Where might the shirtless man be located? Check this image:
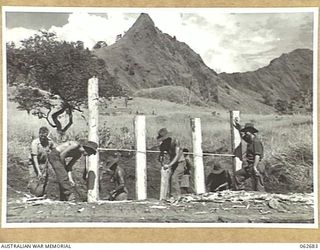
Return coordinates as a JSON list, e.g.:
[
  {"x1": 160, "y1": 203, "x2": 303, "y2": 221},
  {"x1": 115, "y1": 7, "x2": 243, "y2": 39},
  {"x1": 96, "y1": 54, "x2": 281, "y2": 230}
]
[
  {"x1": 48, "y1": 140, "x2": 98, "y2": 201},
  {"x1": 106, "y1": 156, "x2": 128, "y2": 201}
]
